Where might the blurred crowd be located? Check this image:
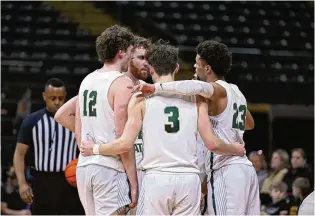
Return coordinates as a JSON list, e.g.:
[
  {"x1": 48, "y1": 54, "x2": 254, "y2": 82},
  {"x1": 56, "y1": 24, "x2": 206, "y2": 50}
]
[{"x1": 249, "y1": 148, "x2": 314, "y2": 215}]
